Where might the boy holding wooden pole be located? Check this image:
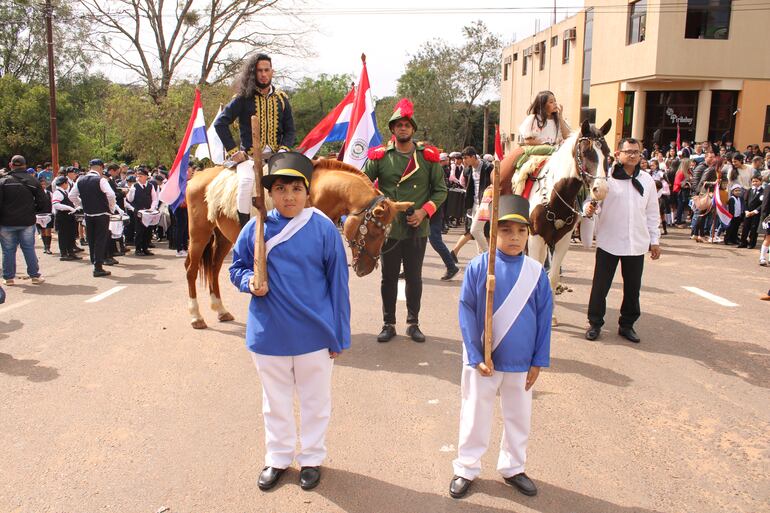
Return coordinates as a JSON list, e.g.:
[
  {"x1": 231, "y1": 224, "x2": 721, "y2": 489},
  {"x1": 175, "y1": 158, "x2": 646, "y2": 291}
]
[{"x1": 449, "y1": 192, "x2": 553, "y2": 499}]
